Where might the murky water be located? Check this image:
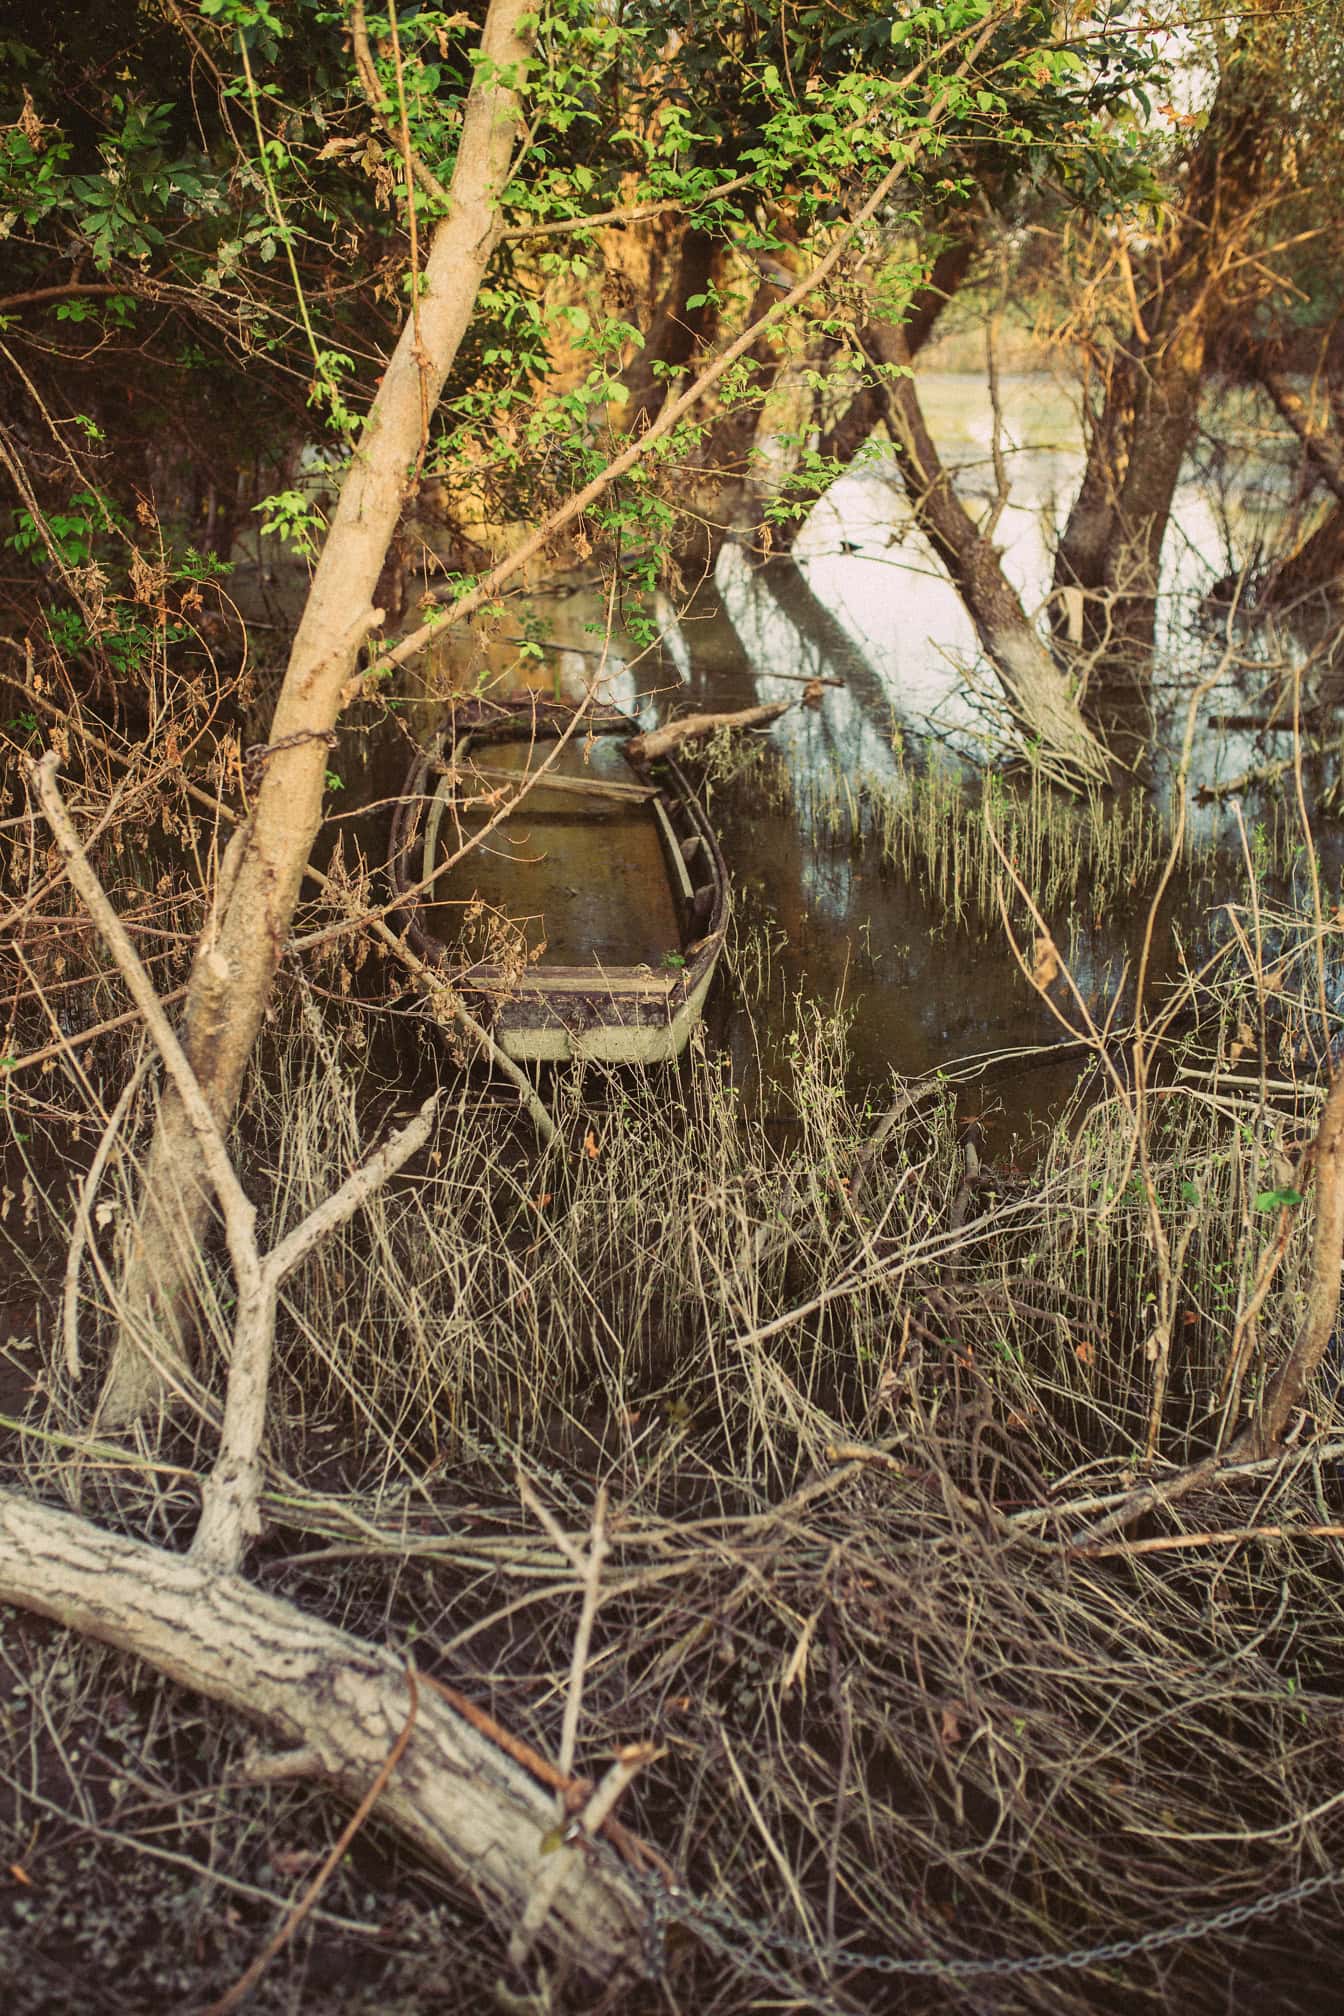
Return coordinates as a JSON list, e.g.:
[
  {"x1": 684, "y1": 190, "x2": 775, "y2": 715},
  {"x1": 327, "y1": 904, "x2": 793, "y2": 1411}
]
[
  {"x1": 423, "y1": 733, "x2": 682, "y2": 967},
  {"x1": 373, "y1": 372, "x2": 1331, "y2": 1136}
]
